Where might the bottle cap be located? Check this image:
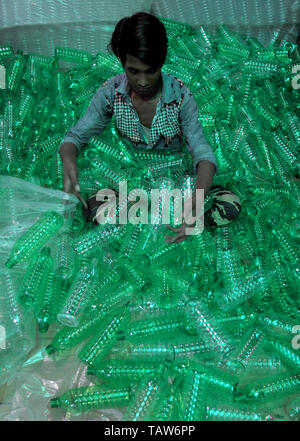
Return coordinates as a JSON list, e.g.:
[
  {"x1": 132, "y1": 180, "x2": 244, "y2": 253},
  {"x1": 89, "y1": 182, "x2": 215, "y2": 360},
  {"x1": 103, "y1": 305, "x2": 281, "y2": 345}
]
[
  {"x1": 41, "y1": 247, "x2": 51, "y2": 256},
  {"x1": 50, "y1": 398, "x2": 60, "y2": 408},
  {"x1": 57, "y1": 313, "x2": 78, "y2": 327},
  {"x1": 38, "y1": 322, "x2": 49, "y2": 333},
  {"x1": 86, "y1": 367, "x2": 95, "y2": 376},
  {"x1": 19, "y1": 294, "x2": 35, "y2": 307},
  {"x1": 141, "y1": 281, "x2": 152, "y2": 292},
  {"x1": 5, "y1": 256, "x2": 17, "y2": 269},
  {"x1": 45, "y1": 344, "x2": 56, "y2": 355}
]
